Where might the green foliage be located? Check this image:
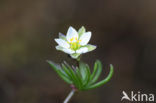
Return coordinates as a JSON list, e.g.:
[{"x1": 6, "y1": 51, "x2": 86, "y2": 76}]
[{"x1": 47, "y1": 60, "x2": 114, "y2": 91}]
